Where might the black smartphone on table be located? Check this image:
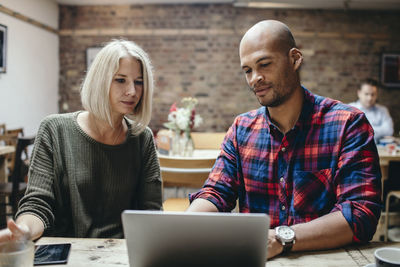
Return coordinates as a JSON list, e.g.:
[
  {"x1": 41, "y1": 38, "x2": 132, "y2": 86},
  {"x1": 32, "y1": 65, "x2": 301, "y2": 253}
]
[{"x1": 34, "y1": 243, "x2": 71, "y2": 265}]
